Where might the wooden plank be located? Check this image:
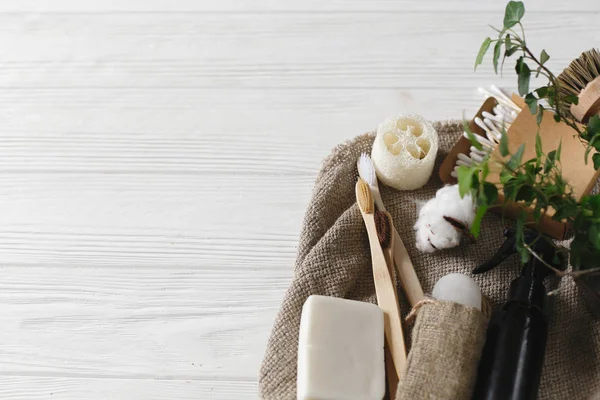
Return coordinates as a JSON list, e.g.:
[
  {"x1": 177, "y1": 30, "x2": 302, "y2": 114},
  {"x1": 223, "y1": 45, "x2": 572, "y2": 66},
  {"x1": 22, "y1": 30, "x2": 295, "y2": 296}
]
[
  {"x1": 0, "y1": 266, "x2": 290, "y2": 378},
  {"x1": 0, "y1": 87, "x2": 500, "y2": 137},
  {"x1": 0, "y1": 0, "x2": 594, "y2": 12},
  {"x1": 0, "y1": 376, "x2": 256, "y2": 400},
  {"x1": 0, "y1": 13, "x2": 592, "y2": 90},
  {"x1": 0, "y1": 1, "x2": 596, "y2": 399},
  {"x1": 0, "y1": 172, "x2": 310, "y2": 268}
]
